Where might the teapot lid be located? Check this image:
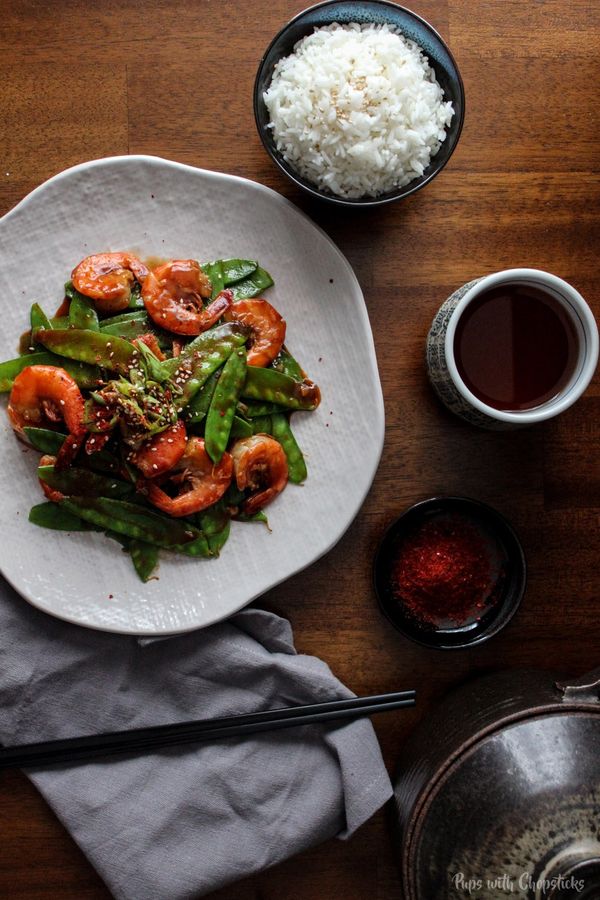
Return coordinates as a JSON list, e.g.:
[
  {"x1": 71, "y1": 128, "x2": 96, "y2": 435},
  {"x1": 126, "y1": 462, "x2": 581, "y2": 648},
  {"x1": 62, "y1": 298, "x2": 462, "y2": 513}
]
[
  {"x1": 394, "y1": 668, "x2": 600, "y2": 899},
  {"x1": 412, "y1": 712, "x2": 600, "y2": 899}
]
